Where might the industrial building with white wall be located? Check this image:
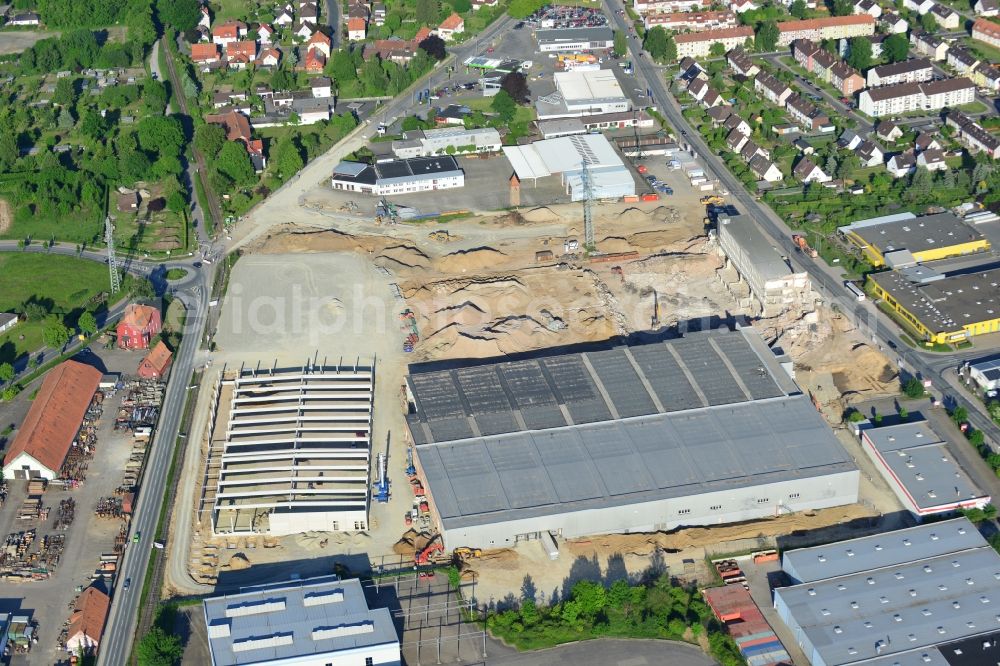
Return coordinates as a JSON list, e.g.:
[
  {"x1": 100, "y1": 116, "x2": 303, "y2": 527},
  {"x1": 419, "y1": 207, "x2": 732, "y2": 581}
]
[
  {"x1": 203, "y1": 575, "x2": 400, "y2": 666},
  {"x1": 774, "y1": 518, "x2": 1000, "y2": 666},
  {"x1": 854, "y1": 418, "x2": 990, "y2": 518},
  {"x1": 503, "y1": 133, "x2": 637, "y2": 201},
  {"x1": 202, "y1": 364, "x2": 375, "y2": 537},
  {"x1": 405, "y1": 326, "x2": 859, "y2": 548},
  {"x1": 535, "y1": 69, "x2": 631, "y2": 120},
  {"x1": 717, "y1": 215, "x2": 812, "y2": 317}
]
